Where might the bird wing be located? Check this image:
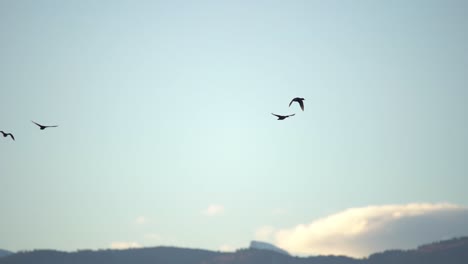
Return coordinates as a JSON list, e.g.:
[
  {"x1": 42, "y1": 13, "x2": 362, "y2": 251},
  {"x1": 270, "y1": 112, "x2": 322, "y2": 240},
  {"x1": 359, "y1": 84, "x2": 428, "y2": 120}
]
[
  {"x1": 9, "y1": 134, "x2": 15, "y2": 141},
  {"x1": 288, "y1": 114, "x2": 296, "y2": 117},
  {"x1": 299, "y1": 100, "x2": 304, "y2": 111},
  {"x1": 31, "y1": 121, "x2": 42, "y2": 127},
  {"x1": 45, "y1": 125, "x2": 58, "y2": 128},
  {"x1": 289, "y1": 99, "x2": 295, "y2": 107},
  {"x1": 271, "y1": 113, "x2": 281, "y2": 117}
]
